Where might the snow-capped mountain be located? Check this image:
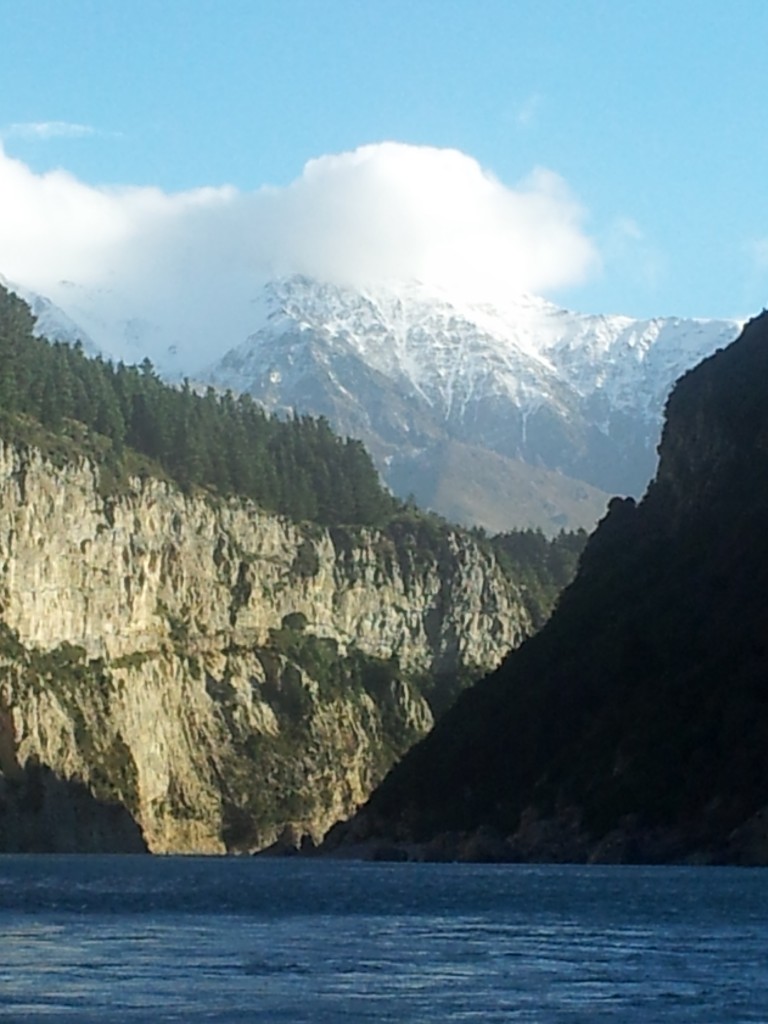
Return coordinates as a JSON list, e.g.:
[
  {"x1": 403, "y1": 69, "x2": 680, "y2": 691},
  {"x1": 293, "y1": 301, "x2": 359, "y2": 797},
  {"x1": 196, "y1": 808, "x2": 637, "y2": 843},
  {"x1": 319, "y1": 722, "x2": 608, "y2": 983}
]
[
  {"x1": 0, "y1": 274, "x2": 104, "y2": 357},
  {"x1": 5, "y1": 272, "x2": 741, "y2": 533},
  {"x1": 205, "y1": 276, "x2": 740, "y2": 530}
]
